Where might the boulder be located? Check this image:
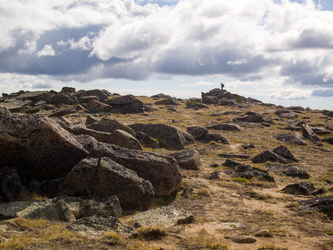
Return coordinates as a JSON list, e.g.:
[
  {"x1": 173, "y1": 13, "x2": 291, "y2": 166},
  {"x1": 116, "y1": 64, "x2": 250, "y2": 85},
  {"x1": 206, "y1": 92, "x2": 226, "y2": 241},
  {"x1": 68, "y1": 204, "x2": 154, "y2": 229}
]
[
  {"x1": 274, "y1": 133, "x2": 307, "y2": 145},
  {"x1": 206, "y1": 123, "x2": 241, "y2": 131},
  {"x1": 222, "y1": 159, "x2": 242, "y2": 168},
  {"x1": 67, "y1": 213, "x2": 135, "y2": 238},
  {"x1": 129, "y1": 123, "x2": 194, "y2": 150},
  {"x1": 61, "y1": 86, "x2": 76, "y2": 94},
  {"x1": 104, "y1": 95, "x2": 144, "y2": 114},
  {"x1": 59, "y1": 157, "x2": 154, "y2": 210},
  {"x1": 16, "y1": 91, "x2": 52, "y2": 104},
  {"x1": 187, "y1": 126, "x2": 228, "y2": 143},
  {"x1": 79, "y1": 96, "x2": 99, "y2": 103},
  {"x1": 279, "y1": 112, "x2": 298, "y2": 119},
  {"x1": 75, "y1": 89, "x2": 109, "y2": 102},
  {"x1": 0, "y1": 114, "x2": 89, "y2": 180},
  {"x1": 186, "y1": 103, "x2": 209, "y2": 109},
  {"x1": 87, "y1": 117, "x2": 135, "y2": 136},
  {"x1": 322, "y1": 137, "x2": 333, "y2": 145},
  {"x1": 154, "y1": 97, "x2": 180, "y2": 105},
  {"x1": 169, "y1": 150, "x2": 202, "y2": 170},
  {"x1": 49, "y1": 106, "x2": 78, "y2": 117},
  {"x1": 87, "y1": 100, "x2": 113, "y2": 113},
  {"x1": 252, "y1": 145, "x2": 297, "y2": 164},
  {"x1": 85, "y1": 115, "x2": 101, "y2": 126},
  {"x1": 233, "y1": 114, "x2": 274, "y2": 126},
  {"x1": 266, "y1": 164, "x2": 310, "y2": 179},
  {"x1": 18, "y1": 199, "x2": 76, "y2": 222},
  {"x1": 301, "y1": 124, "x2": 323, "y2": 146},
  {"x1": 0, "y1": 99, "x2": 32, "y2": 112},
  {"x1": 75, "y1": 135, "x2": 182, "y2": 196},
  {"x1": 281, "y1": 182, "x2": 316, "y2": 195},
  {"x1": 50, "y1": 93, "x2": 78, "y2": 106},
  {"x1": 110, "y1": 129, "x2": 143, "y2": 150},
  {"x1": 136, "y1": 131, "x2": 159, "y2": 148},
  {"x1": 273, "y1": 145, "x2": 298, "y2": 163},
  {"x1": 70, "y1": 122, "x2": 114, "y2": 144},
  {"x1": 282, "y1": 165, "x2": 310, "y2": 179},
  {"x1": 298, "y1": 196, "x2": 333, "y2": 219},
  {"x1": 127, "y1": 206, "x2": 194, "y2": 228},
  {"x1": 0, "y1": 167, "x2": 33, "y2": 201},
  {"x1": 234, "y1": 165, "x2": 275, "y2": 182}
]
